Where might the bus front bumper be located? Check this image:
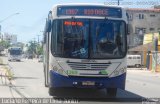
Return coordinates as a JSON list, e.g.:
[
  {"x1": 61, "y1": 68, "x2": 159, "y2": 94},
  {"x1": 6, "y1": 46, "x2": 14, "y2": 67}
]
[{"x1": 50, "y1": 70, "x2": 126, "y2": 89}]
